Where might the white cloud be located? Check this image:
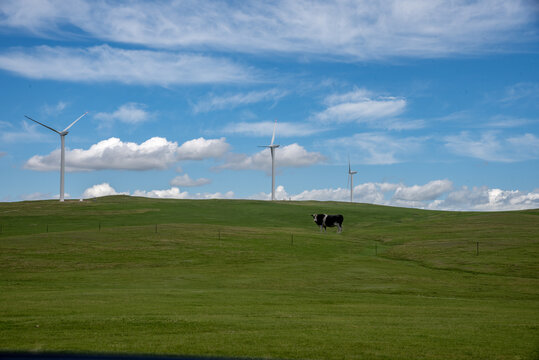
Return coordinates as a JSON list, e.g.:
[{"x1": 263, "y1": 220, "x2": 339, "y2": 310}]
[
  {"x1": 133, "y1": 187, "x2": 188, "y2": 199},
  {"x1": 393, "y1": 180, "x2": 453, "y2": 201},
  {"x1": 315, "y1": 89, "x2": 406, "y2": 124},
  {"x1": 218, "y1": 143, "x2": 326, "y2": 173},
  {"x1": 445, "y1": 131, "x2": 539, "y2": 162},
  {"x1": 43, "y1": 101, "x2": 67, "y2": 116},
  {"x1": 133, "y1": 187, "x2": 234, "y2": 200},
  {"x1": 326, "y1": 132, "x2": 427, "y2": 165},
  {"x1": 0, "y1": 45, "x2": 255, "y2": 85},
  {"x1": 430, "y1": 186, "x2": 539, "y2": 211},
  {"x1": 25, "y1": 136, "x2": 230, "y2": 172},
  {"x1": 94, "y1": 103, "x2": 151, "y2": 124},
  {"x1": 170, "y1": 174, "x2": 211, "y2": 188},
  {"x1": 222, "y1": 121, "x2": 327, "y2": 138},
  {"x1": 81, "y1": 183, "x2": 234, "y2": 200},
  {"x1": 502, "y1": 82, "x2": 539, "y2": 104},
  {"x1": 82, "y1": 183, "x2": 128, "y2": 198},
  {"x1": 1, "y1": 0, "x2": 535, "y2": 59},
  {"x1": 193, "y1": 89, "x2": 287, "y2": 113},
  {"x1": 249, "y1": 181, "x2": 539, "y2": 211},
  {"x1": 20, "y1": 192, "x2": 52, "y2": 201},
  {"x1": 79, "y1": 180, "x2": 538, "y2": 211},
  {"x1": 0, "y1": 120, "x2": 52, "y2": 143},
  {"x1": 177, "y1": 137, "x2": 230, "y2": 161}
]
